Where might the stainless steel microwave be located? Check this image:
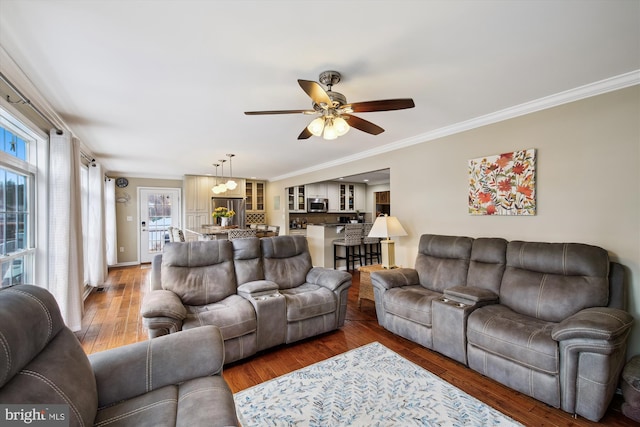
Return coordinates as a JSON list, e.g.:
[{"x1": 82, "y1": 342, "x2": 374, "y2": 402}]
[{"x1": 307, "y1": 198, "x2": 329, "y2": 213}]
